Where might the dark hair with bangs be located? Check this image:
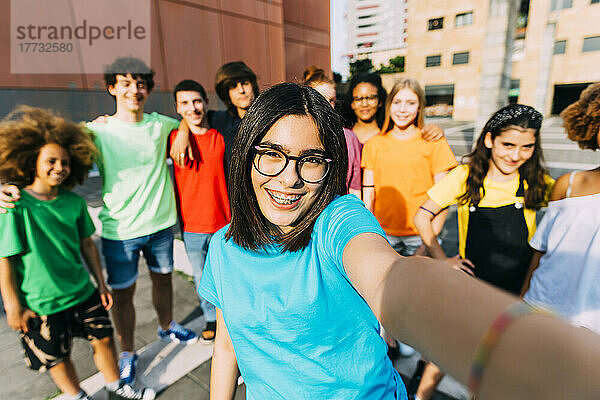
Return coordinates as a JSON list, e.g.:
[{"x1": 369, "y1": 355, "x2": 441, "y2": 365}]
[
  {"x1": 340, "y1": 73, "x2": 387, "y2": 129},
  {"x1": 560, "y1": 83, "x2": 600, "y2": 151},
  {"x1": 459, "y1": 104, "x2": 550, "y2": 209},
  {"x1": 225, "y1": 83, "x2": 348, "y2": 252},
  {"x1": 0, "y1": 106, "x2": 97, "y2": 189},
  {"x1": 103, "y1": 57, "x2": 155, "y2": 92},
  {"x1": 214, "y1": 61, "x2": 259, "y2": 116},
  {"x1": 173, "y1": 79, "x2": 207, "y2": 102}
]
